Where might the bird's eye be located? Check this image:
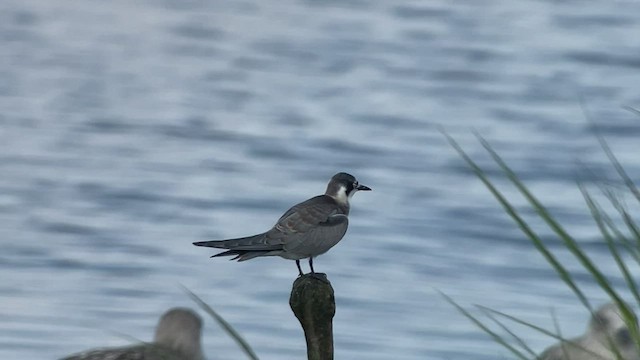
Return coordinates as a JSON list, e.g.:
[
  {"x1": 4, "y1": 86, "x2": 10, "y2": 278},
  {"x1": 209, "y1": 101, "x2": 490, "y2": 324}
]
[
  {"x1": 592, "y1": 313, "x2": 610, "y2": 331},
  {"x1": 616, "y1": 328, "x2": 632, "y2": 347},
  {"x1": 353, "y1": 181, "x2": 358, "y2": 188}
]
